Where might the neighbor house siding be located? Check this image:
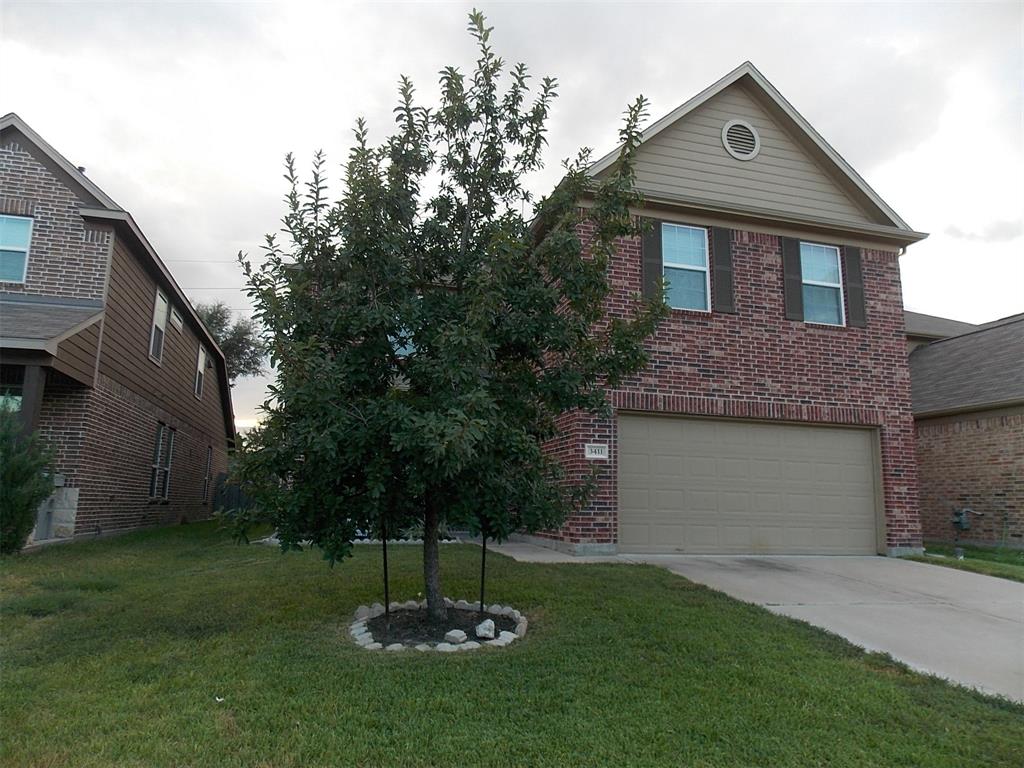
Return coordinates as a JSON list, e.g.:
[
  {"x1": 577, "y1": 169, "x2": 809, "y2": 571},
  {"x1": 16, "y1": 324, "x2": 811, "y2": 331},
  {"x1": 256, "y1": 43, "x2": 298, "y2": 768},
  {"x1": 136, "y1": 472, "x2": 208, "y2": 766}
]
[
  {"x1": 916, "y1": 408, "x2": 1024, "y2": 548},
  {"x1": 53, "y1": 322, "x2": 101, "y2": 385},
  {"x1": 544, "y1": 220, "x2": 920, "y2": 553},
  {"x1": 624, "y1": 83, "x2": 879, "y2": 227}
]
